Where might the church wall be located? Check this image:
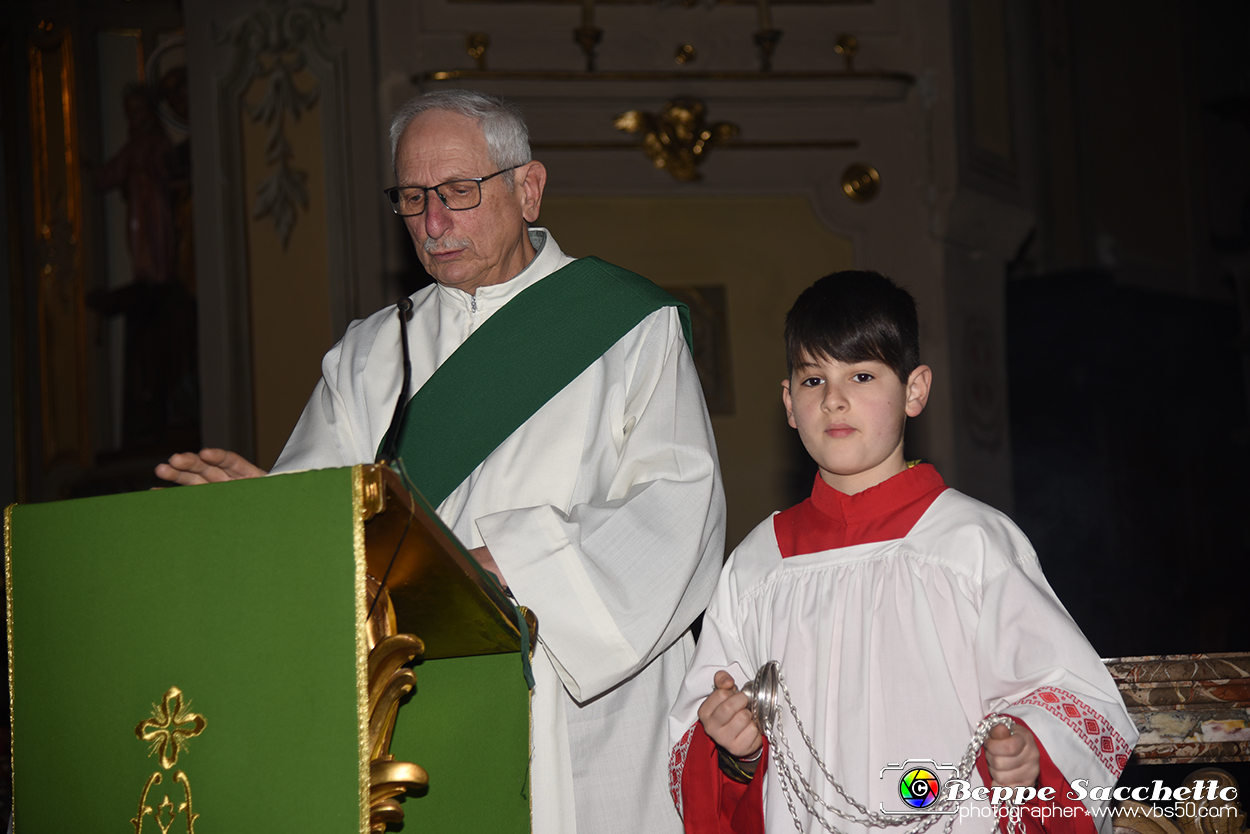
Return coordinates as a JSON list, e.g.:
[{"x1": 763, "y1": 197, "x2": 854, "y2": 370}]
[
  {"x1": 238, "y1": 67, "x2": 336, "y2": 467},
  {"x1": 540, "y1": 194, "x2": 854, "y2": 550},
  {"x1": 184, "y1": 0, "x2": 387, "y2": 468},
  {"x1": 4, "y1": 0, "x2": 1035, "y2": 512},
  {"x1": 370, "y1": 0, "x2": 1034, "y2": 530},
  {"x1": 3, "y1": 0, "x2": 1243, "y2": 656}
]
